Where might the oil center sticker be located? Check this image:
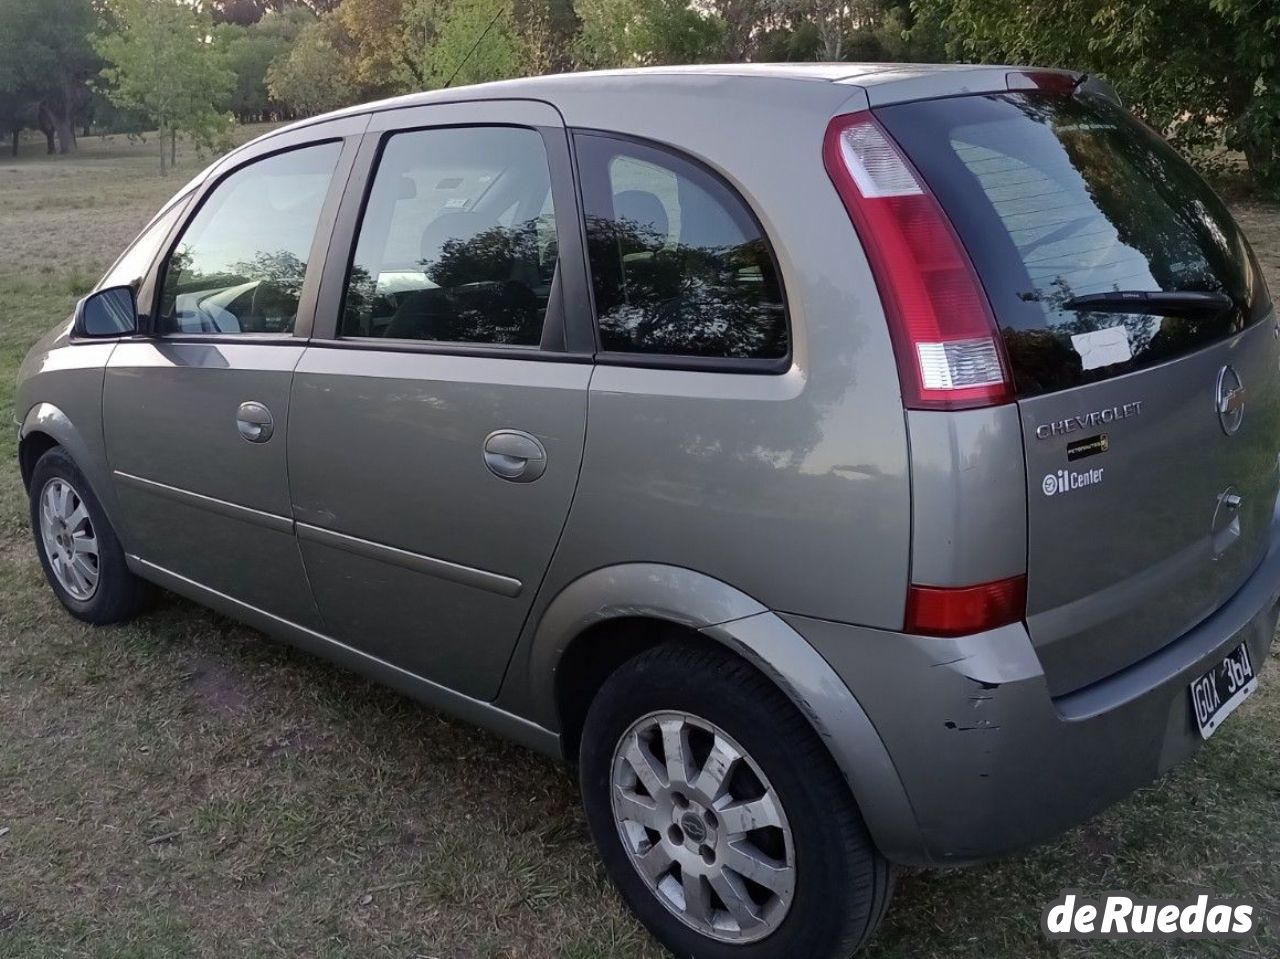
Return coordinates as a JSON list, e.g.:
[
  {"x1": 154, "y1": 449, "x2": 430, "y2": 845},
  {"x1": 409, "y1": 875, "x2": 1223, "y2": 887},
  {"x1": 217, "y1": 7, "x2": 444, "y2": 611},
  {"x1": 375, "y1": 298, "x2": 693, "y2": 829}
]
[{"x1": 1043, "y1": 467, "x2": 1104, "y2": 496}]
